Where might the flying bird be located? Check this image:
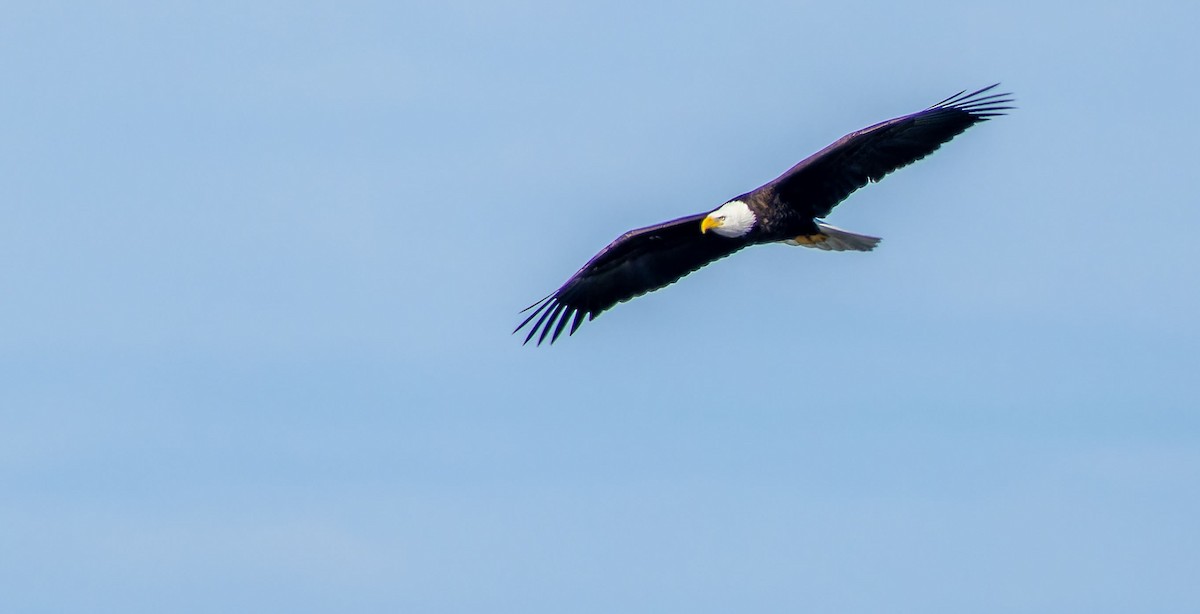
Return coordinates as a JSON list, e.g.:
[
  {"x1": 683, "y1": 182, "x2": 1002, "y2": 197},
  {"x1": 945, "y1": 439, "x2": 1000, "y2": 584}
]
[{"x1": 516, "y1": 85, "x2": 1013, "y2": 345}]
